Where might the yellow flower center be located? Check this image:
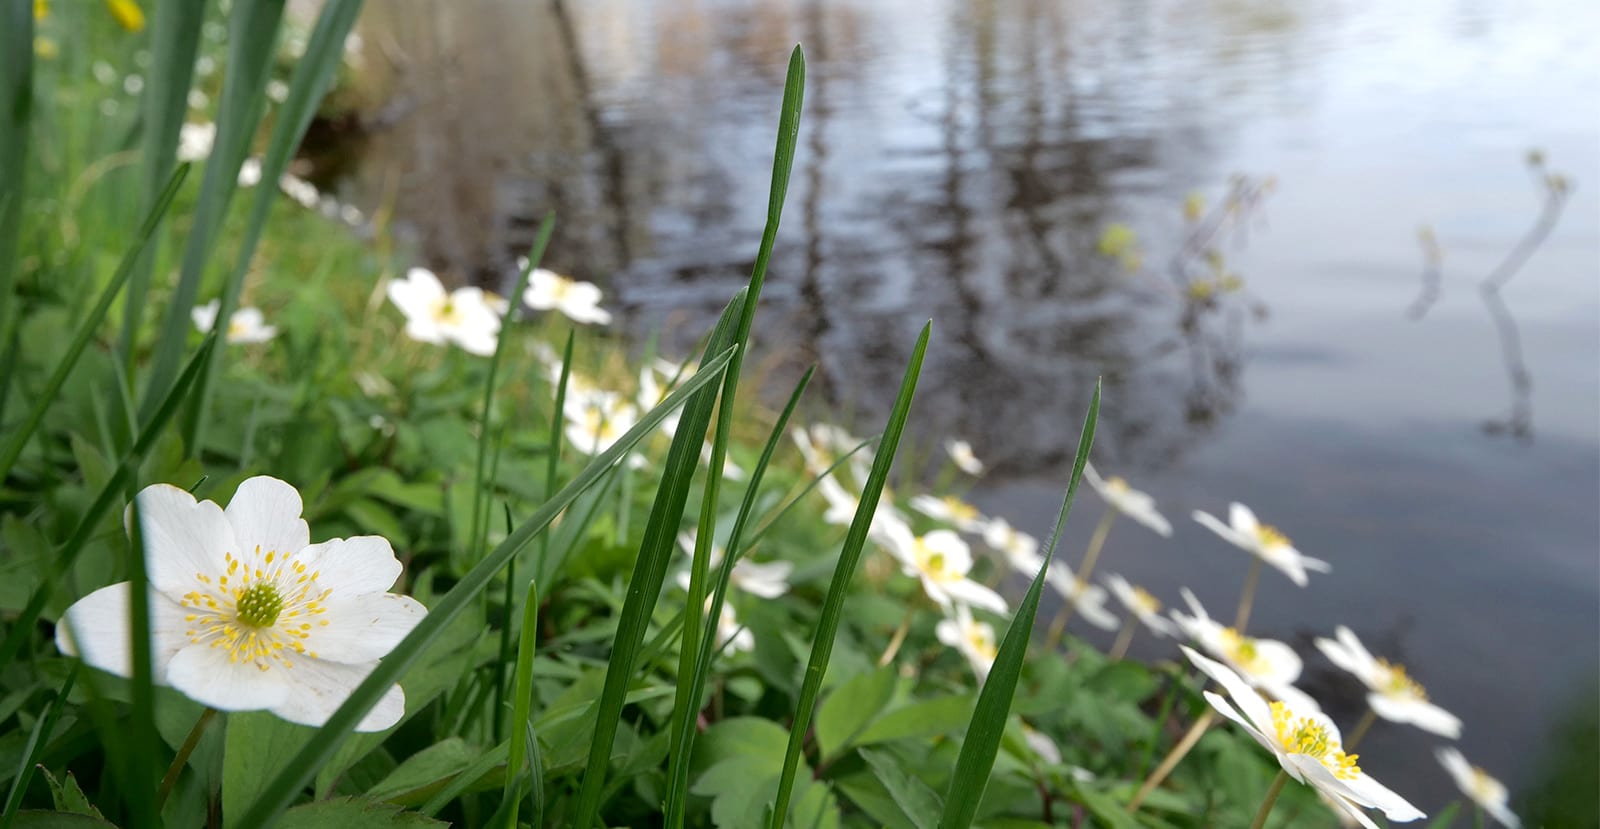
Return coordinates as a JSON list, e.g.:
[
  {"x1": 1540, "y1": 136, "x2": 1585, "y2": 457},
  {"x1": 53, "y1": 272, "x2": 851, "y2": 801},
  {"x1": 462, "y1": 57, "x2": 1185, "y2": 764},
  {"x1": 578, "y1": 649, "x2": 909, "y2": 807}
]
[
  {"x1": 942, "y1": 496, "x2": 978, "y2": 522},
  {"x1": 1469, "y1": 767, "x2": 1498, "y2": 801},
  {"x1": 1376, "y1": 658, "x2": 1427, "y2": 700},
  {"x1": 226, "y1": 318, "x2": 249, "y2": 339},
  {"x1": 1131, "y1": 587, "x2": 1160, "y2": 615},
  {"x1": 967, "y1": 629, "x2": 997, "y2": 660},
  {"x1": 433, "y1": 298, "x2": 464, "y2": 327},
  {"x1": 549, "y1": 276, "x2": 573, "y2": 300},
  {"x1": 1106, "y1": 476, "x2": 1130, "y2": 494},
  {"x1": 1256, "y1": 524, "x2": 1290, "y2": 548},
  {"x1": 1269, "y1": 702, "x2": 1361, "y2": 780},
  {"x1": 179, "y1": 548, "x2": 331, "y2": 671},
  {"x1": 1219, "y1": 628, "x2": 1268, "y2": 675}
]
